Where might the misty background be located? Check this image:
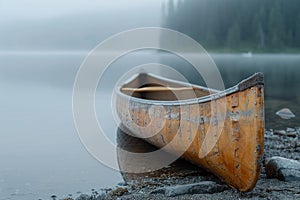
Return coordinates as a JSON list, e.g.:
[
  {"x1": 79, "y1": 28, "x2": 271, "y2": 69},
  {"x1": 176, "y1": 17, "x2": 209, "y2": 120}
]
[
  {"x1": 2, "y1": 0, "x2": 300, "y2": 52},
  {"x1": 0, "y1": 0, "x2": 299, "y2": 200},
  {"x1": 0, "y1": 0, "x2": 163, "y2": 51},
  {"x1": 162, "y1": 0, "x2": 300, "y2": 52}
]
